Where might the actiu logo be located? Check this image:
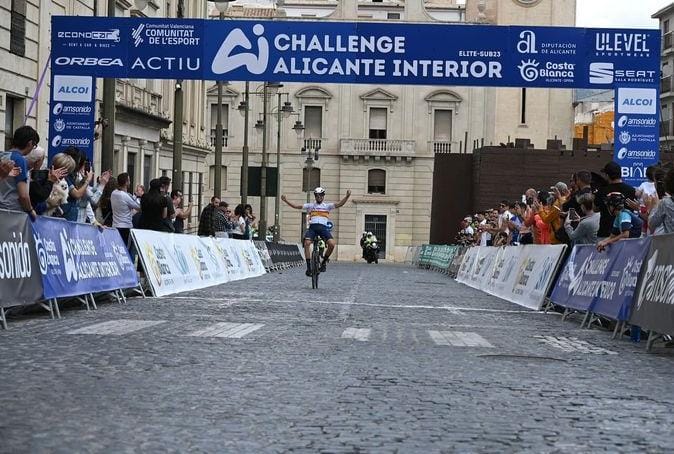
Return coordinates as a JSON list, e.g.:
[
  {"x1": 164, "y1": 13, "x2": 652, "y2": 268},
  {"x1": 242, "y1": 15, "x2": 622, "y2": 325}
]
[
  {"x1": 518, "y1": 59, "x2": 539, "y2": 82},
  {"x1": 211, "y1": 24, "x2": 269, "y2": 75}
]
